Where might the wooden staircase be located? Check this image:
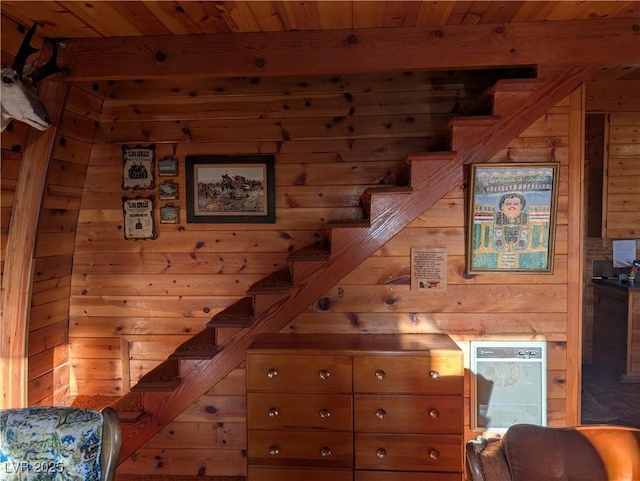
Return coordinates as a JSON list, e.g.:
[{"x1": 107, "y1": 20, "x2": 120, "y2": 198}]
[{"x1": 110, "y1": 65, "x2": 597, "y2": 464}]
